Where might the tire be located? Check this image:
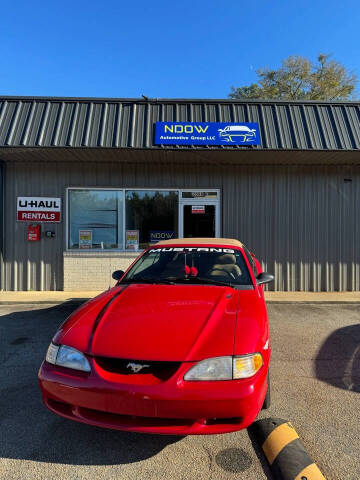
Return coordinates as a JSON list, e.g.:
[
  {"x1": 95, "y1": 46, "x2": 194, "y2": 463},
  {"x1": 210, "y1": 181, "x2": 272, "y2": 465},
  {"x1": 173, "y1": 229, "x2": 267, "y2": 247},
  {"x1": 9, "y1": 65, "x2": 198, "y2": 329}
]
[{"x1": 262, "y1": 370, "x2": 271, "y2": 409}]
